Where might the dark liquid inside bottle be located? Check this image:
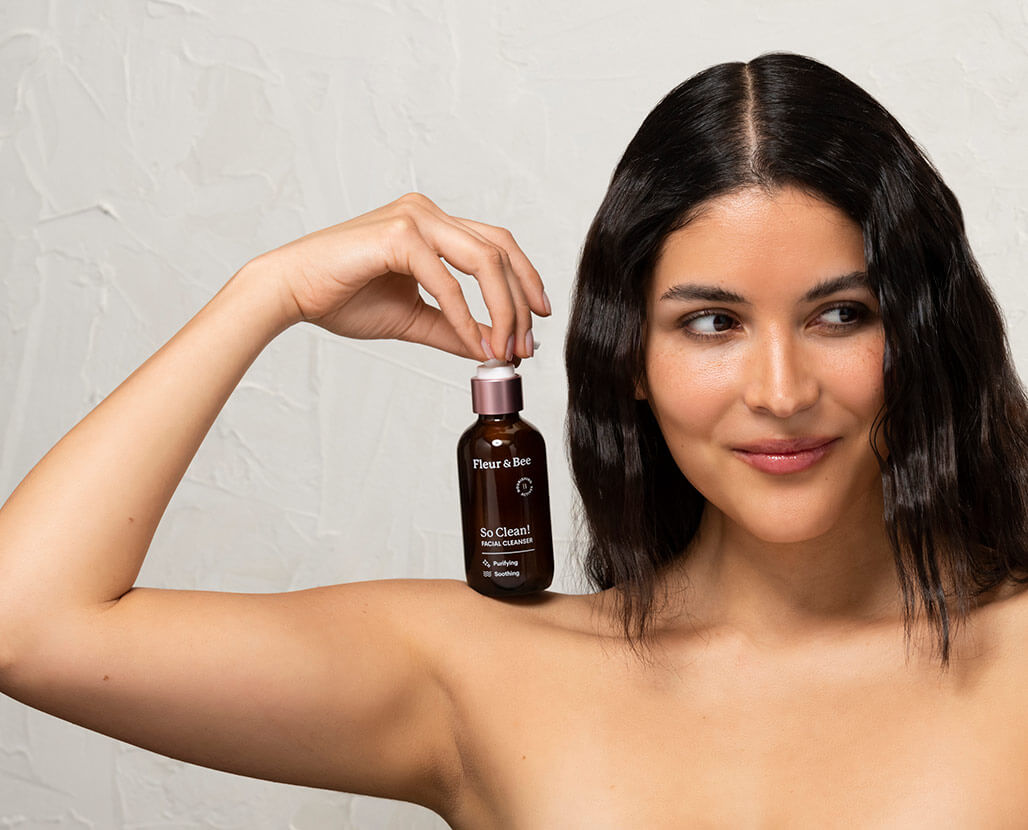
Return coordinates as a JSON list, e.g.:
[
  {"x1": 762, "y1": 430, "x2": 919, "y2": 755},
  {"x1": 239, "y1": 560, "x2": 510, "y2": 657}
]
[{"x1": 457, "y1": 413, "x2": 554, "y2": 596}]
